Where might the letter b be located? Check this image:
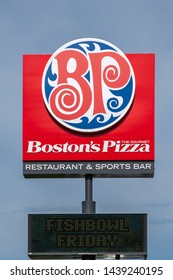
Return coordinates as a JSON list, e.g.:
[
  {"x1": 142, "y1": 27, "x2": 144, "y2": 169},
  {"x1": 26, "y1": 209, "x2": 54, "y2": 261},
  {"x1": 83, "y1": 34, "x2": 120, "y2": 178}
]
[{"x1": 27, "y1": 141, "x2": 41, "y2": 153}]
